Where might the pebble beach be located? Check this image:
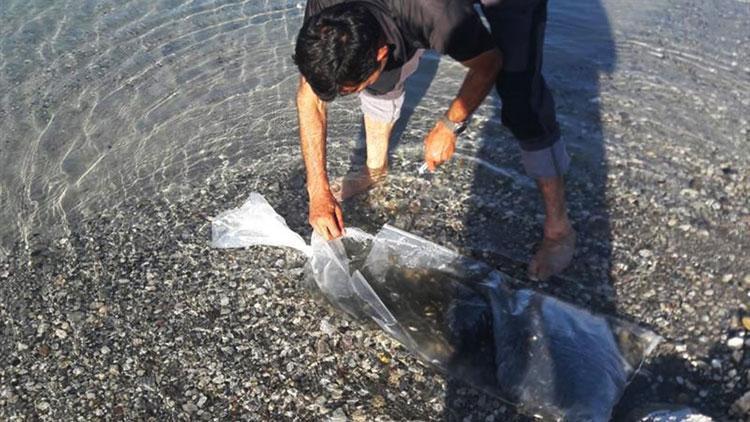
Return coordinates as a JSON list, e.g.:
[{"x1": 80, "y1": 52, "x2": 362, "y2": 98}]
[{"x1": 1, "y1": 0, "x2": 749, "y2": 420}]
